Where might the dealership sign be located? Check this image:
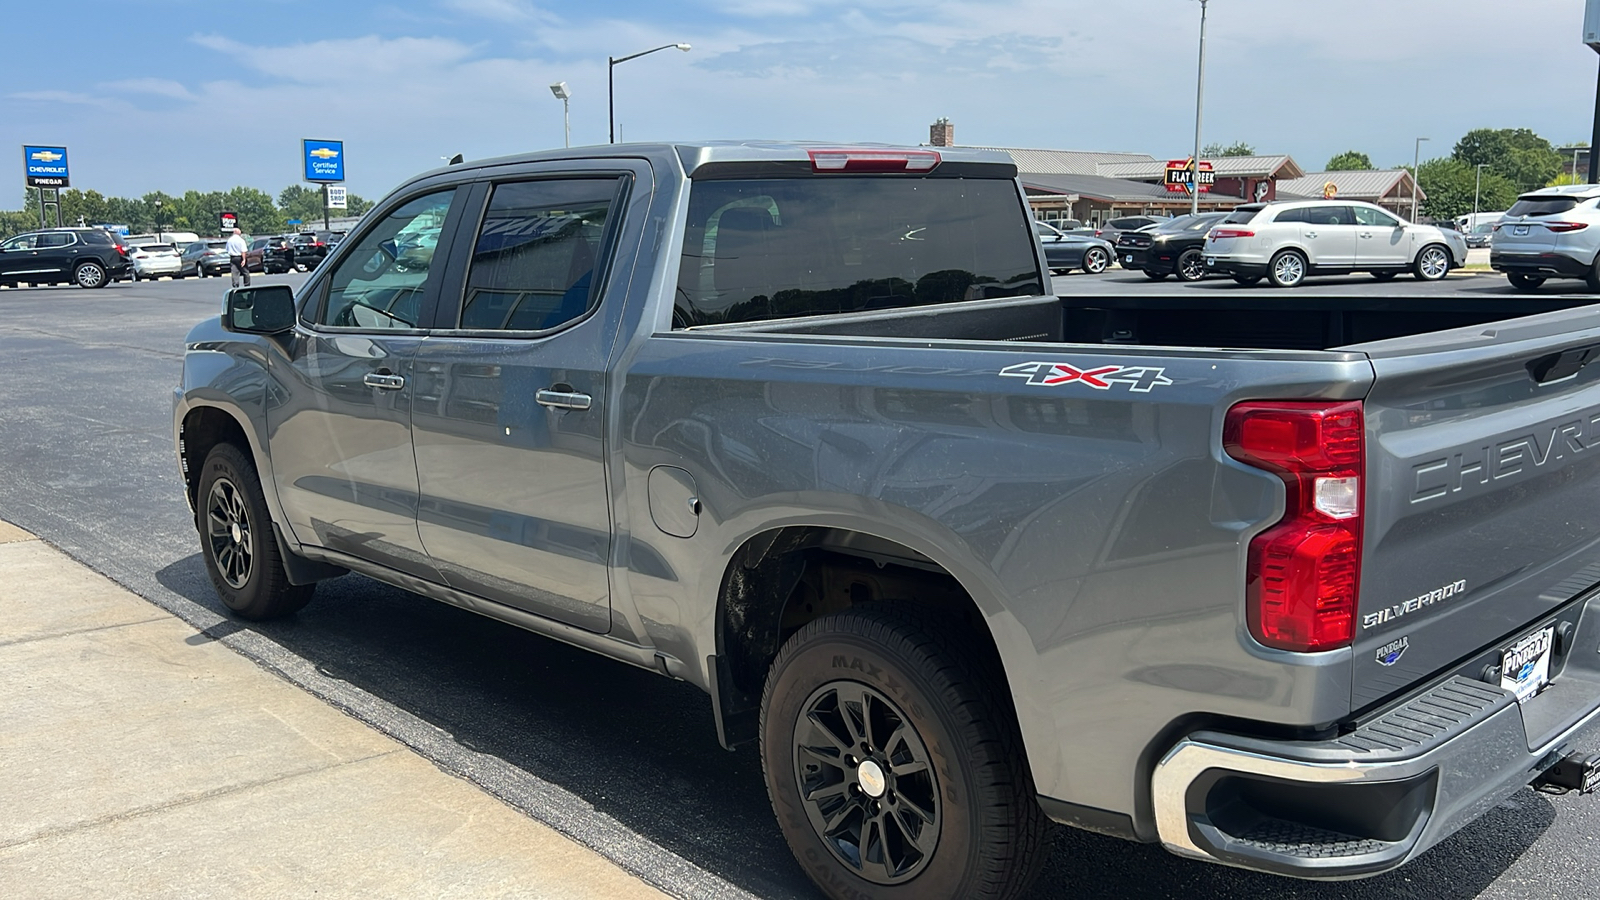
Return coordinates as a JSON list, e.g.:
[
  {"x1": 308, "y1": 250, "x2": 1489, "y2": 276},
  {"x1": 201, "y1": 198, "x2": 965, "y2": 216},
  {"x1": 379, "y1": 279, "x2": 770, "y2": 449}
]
[
  {"x1": 23, "y1": 145, "x2": 69, "y2": 187},
  {"x1": 1164, "y1": 158, "x2": 1214, "y2": 194},
  {"x1": 326, "y1": 185, "x2": 348, "y2": 209},
  {"x1": 303, "y1": 139, "x2": 345, "y2": 183}
]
